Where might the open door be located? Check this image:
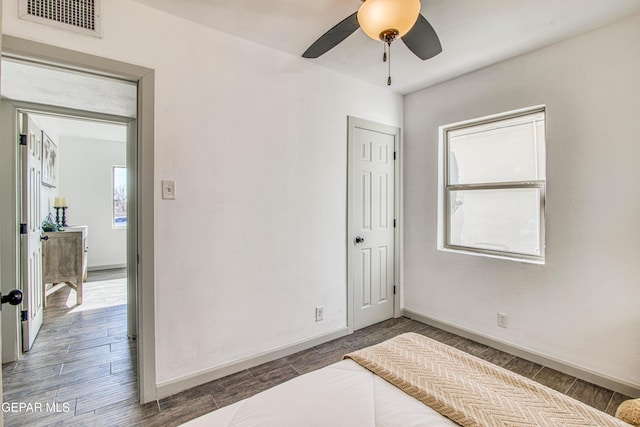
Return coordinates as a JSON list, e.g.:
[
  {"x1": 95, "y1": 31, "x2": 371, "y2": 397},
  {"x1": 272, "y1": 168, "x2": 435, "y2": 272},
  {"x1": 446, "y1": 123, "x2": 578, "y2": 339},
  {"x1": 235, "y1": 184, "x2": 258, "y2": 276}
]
[{"x1": 20, "y1": 113, "x2": 45, "y2": 351}]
